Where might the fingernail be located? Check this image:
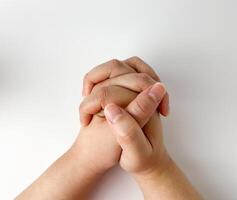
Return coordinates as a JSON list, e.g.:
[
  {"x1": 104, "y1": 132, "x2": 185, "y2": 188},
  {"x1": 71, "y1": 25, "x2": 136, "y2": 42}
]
[
  {"x1": 104, "y1": 104, "x2": 122, "y2": 123},
  {"x1": 148, "y1": 83, "x2": 166, "y2": 102}
]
